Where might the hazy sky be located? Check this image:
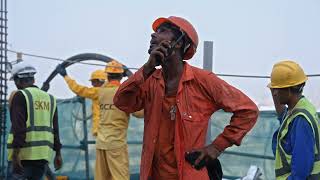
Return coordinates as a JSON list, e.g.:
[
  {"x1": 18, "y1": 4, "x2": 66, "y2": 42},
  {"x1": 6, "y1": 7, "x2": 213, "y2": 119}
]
[{"x1": 8, "y1": 0, "x2": 320, "y2": 108}]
